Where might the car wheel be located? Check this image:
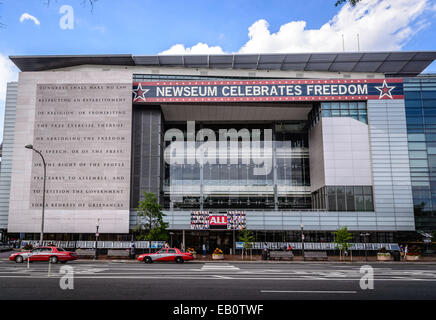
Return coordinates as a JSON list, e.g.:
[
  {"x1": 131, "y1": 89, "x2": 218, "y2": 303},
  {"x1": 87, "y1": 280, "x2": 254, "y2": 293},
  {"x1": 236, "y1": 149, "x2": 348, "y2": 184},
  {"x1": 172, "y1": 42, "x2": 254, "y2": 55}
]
[
  {"x1": 143, "y1": 257, "x2": 152, "y2": 264},
  {"x1": 15, "y1": 255, "x2": 24, "y2": 263},
  {"x1": 49, "y1": 256, "x2": 58, "y2": 264},
  {"x1": 175, "y1": 256, "x2": 184, "y2": 264}
]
